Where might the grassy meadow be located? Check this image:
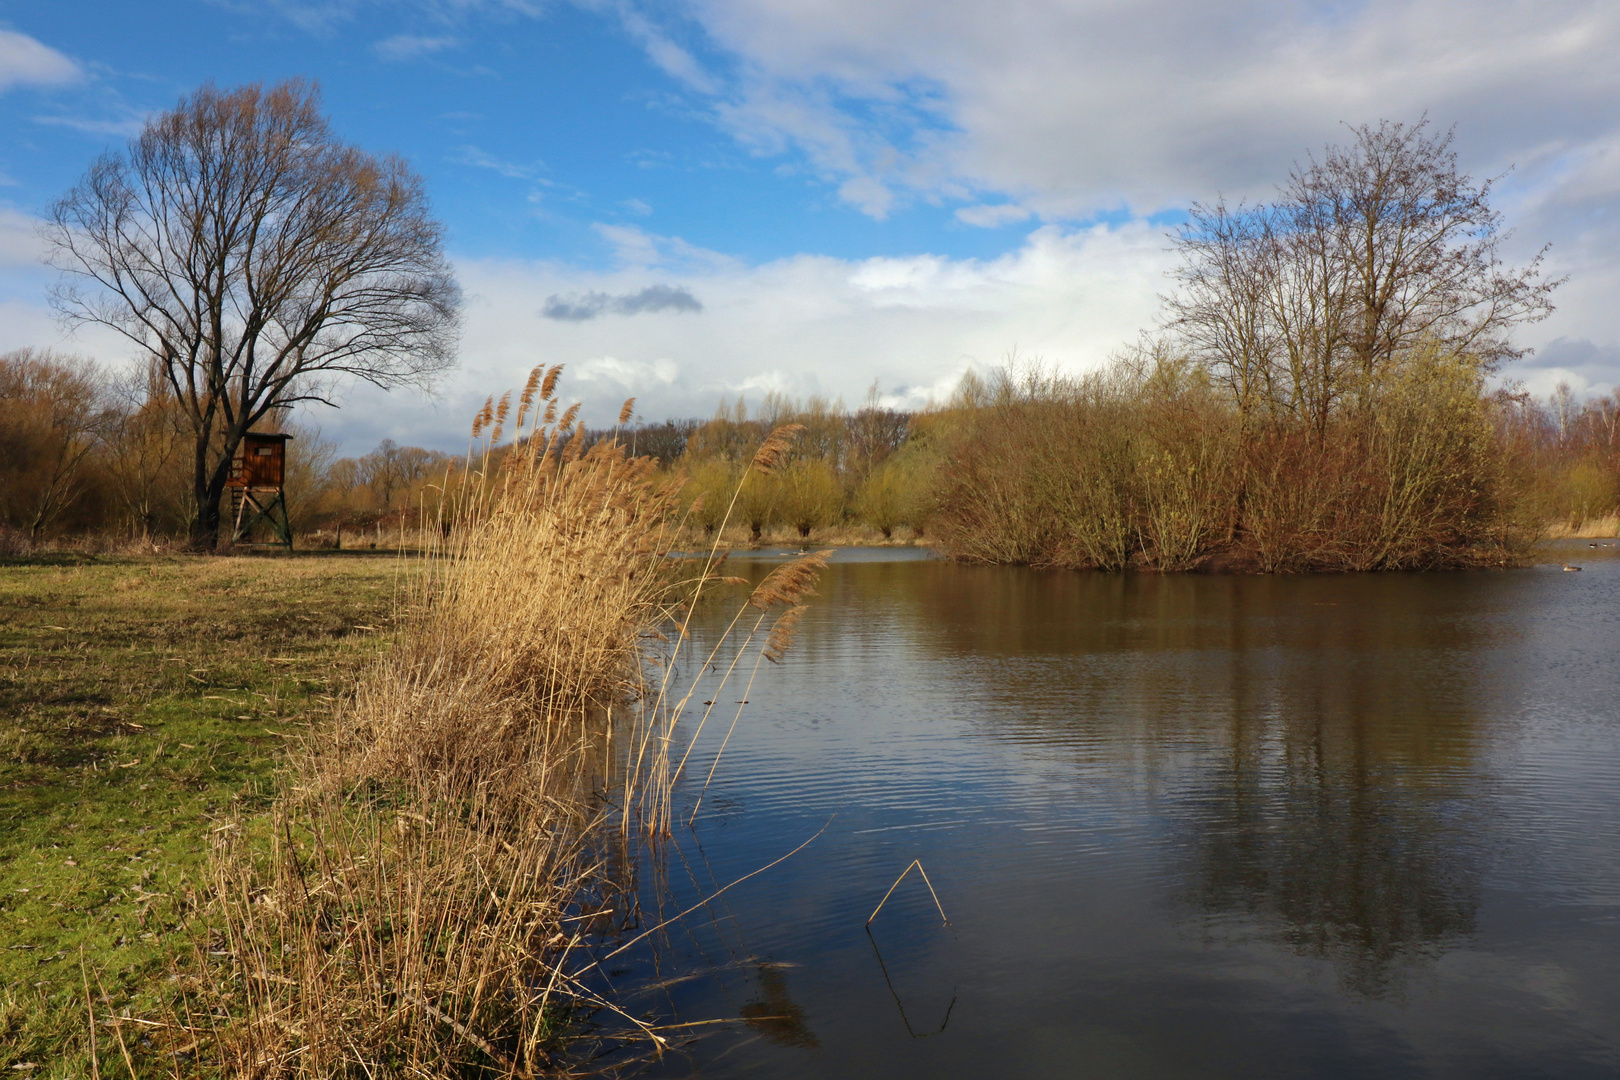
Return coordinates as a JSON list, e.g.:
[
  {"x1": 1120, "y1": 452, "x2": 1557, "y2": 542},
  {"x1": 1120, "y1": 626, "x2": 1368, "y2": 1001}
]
[{"x1": 0, "y1": 552, "x2": 405, "y2": 1072}]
